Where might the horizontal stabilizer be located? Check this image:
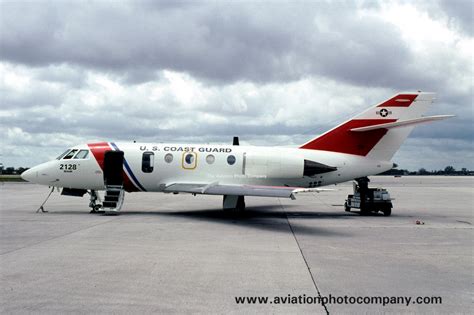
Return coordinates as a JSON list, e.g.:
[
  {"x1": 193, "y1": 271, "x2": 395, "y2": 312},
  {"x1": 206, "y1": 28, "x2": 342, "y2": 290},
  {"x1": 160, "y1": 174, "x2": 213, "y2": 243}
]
[{"x1": 350, "y1": 115, "x2": 455, "y2": 132}]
